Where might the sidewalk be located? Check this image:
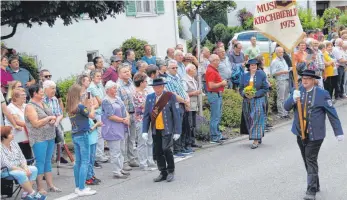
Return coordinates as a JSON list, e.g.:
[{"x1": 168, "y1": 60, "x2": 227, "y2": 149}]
[{"x1": 39, "y1": 99, "x2": 347, "y2": 199}]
